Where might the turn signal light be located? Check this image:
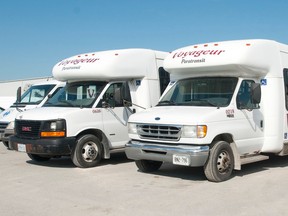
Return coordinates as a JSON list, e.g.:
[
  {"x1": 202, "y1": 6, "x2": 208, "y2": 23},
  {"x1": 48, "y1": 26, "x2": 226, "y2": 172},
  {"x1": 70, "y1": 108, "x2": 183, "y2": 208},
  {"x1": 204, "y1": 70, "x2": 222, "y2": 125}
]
[{"x1": 40, "y1": 131, "x2": 65, "y2": 137}]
